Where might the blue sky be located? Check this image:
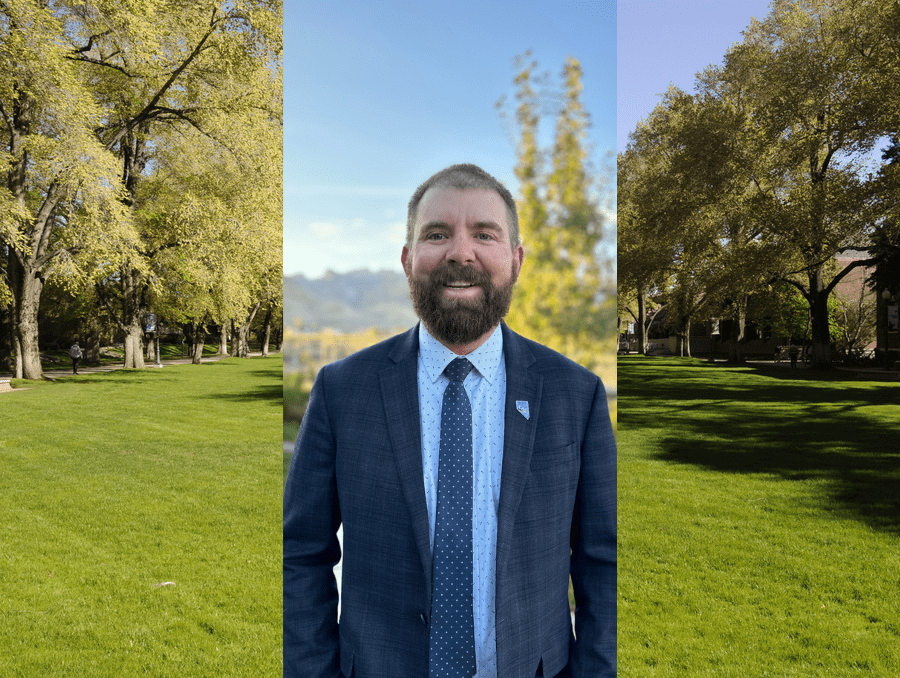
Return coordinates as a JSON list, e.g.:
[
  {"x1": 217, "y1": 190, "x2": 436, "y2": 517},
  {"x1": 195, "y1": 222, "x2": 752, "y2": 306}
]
[
  {"x1": 617, "y1": 0, "x2": 773, "y2": 153},
  {"x1": 284, "y1": 1, "x2": 777, "y2": 278},
  {"x1": 284, "y1": 1, "x2": 616, "y2": 277}
]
